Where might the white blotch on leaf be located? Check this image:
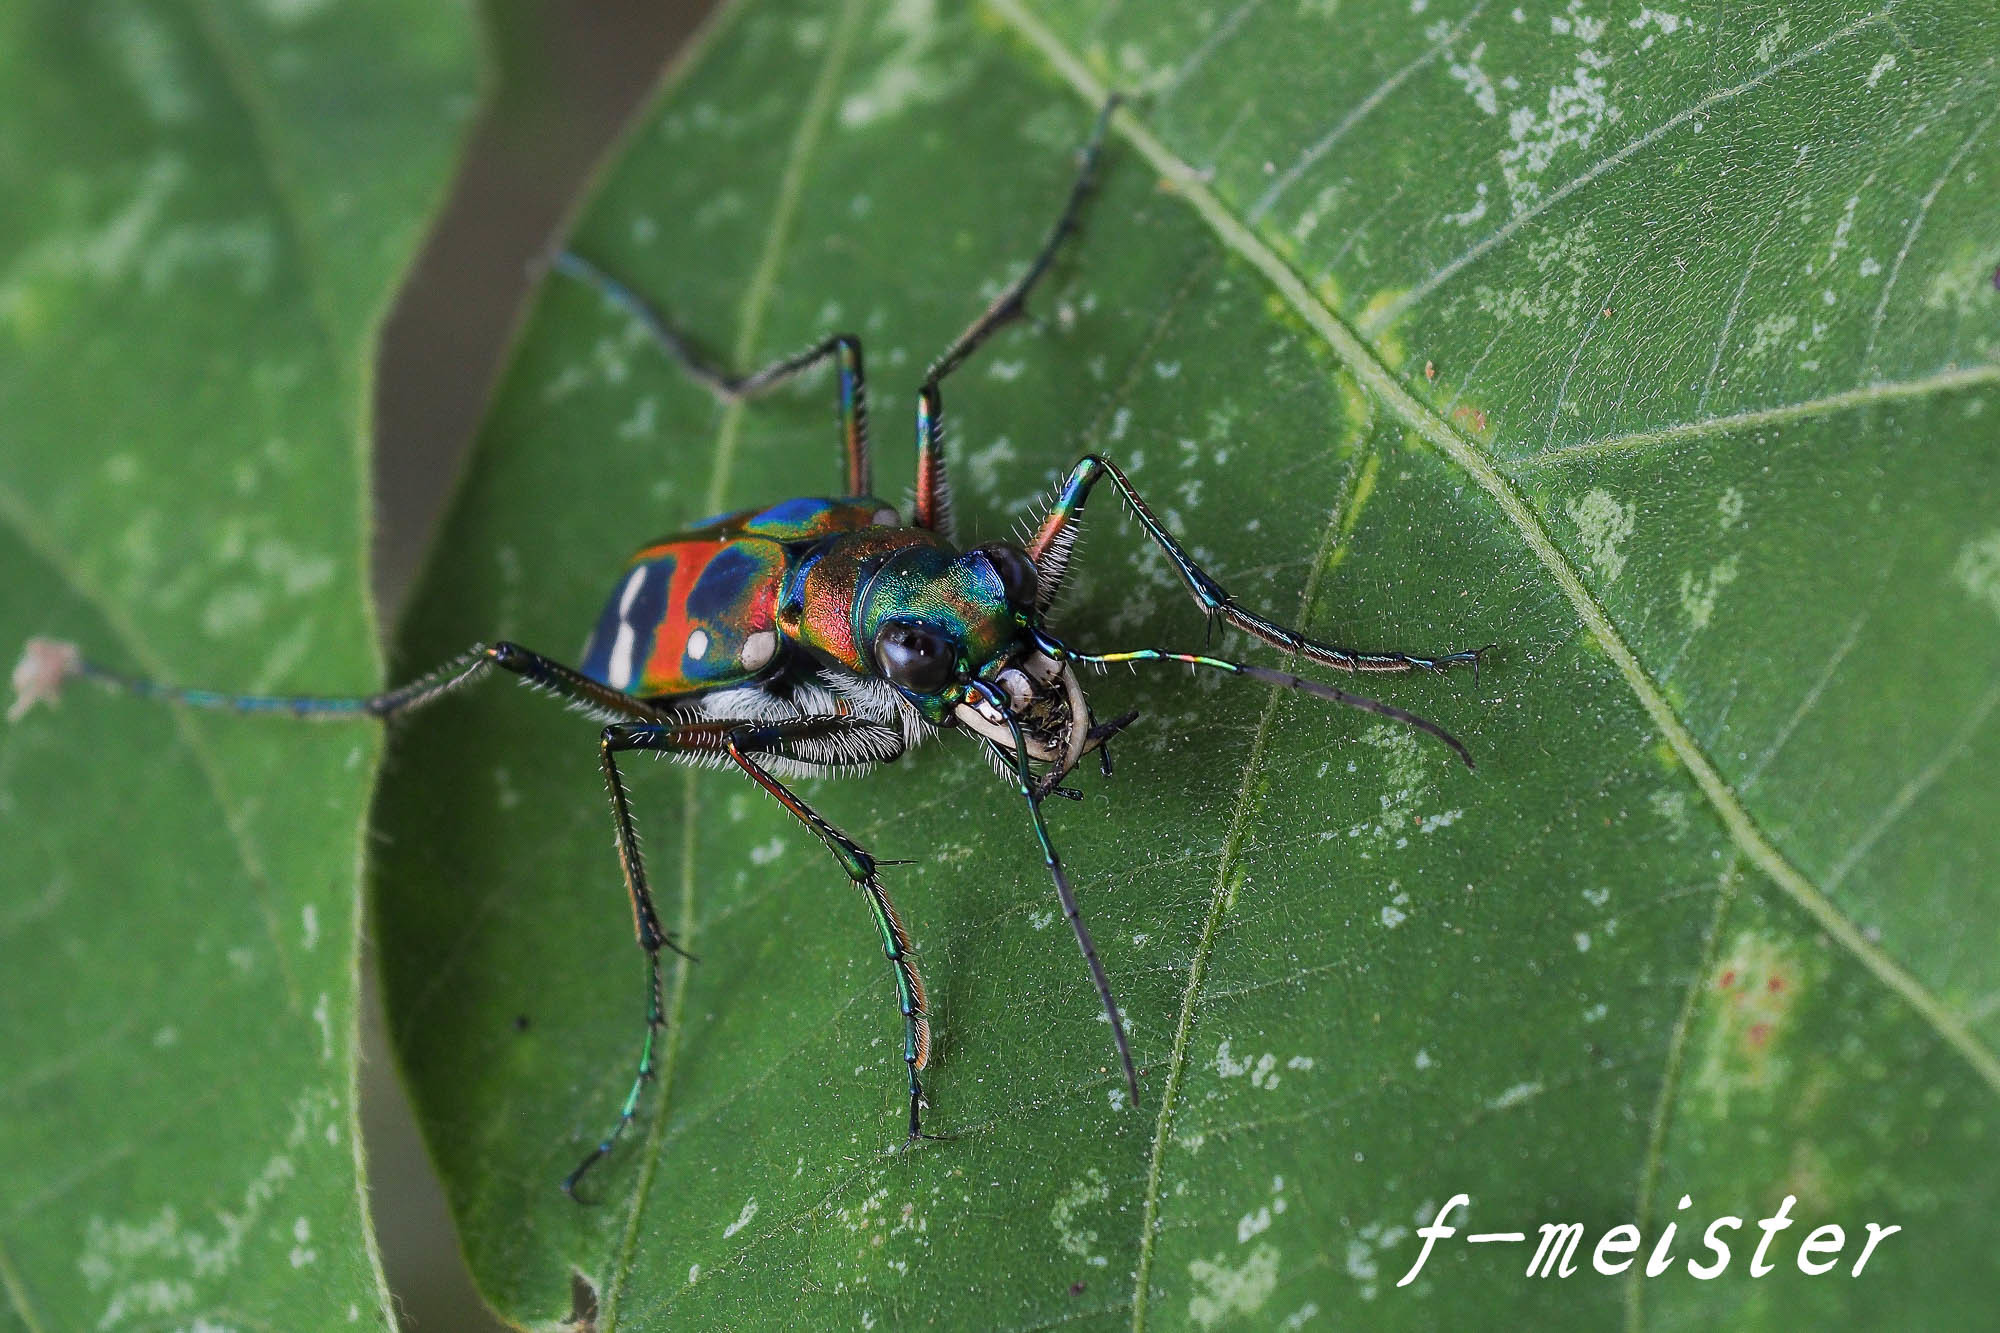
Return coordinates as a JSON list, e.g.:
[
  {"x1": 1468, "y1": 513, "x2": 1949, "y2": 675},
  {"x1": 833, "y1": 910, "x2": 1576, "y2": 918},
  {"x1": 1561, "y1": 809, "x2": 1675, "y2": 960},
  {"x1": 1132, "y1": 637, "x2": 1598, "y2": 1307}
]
[
  {"x1": 1753, "y1": 18, "x2": 1791, "y2": 64},
  {"x1": 1716, "y1": 486, "x2": 1745, "y2": 529},
  {"x1": 838, "y1": 0, "x2": 962, "y2": 129},
  {"x1": 105, "y1": 6, "x2": 198, "y2": 124},
  {"x1": 1678, "y1": 555, "x2": 1740, "y2": 629},
  {"x1": 1564, "y1": 488, "x2": 1635, "y2": 582},
  {"x1": 1445, "y1": 40, "x2": 1497, "y2": 116},
  {"x1": 1188, "y1": 1244, "x2": 1279, "y2": 1327},
  {"x1": 1051, "y1": 1170, "x2": 1111, "y2": 1265},
  {"x1": 1954, "y1": 531, "x2": 2000, "y2": 621},
  {"x1": 1216, "y1": 1039, "x2": 1283, "y2": 1089}
]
